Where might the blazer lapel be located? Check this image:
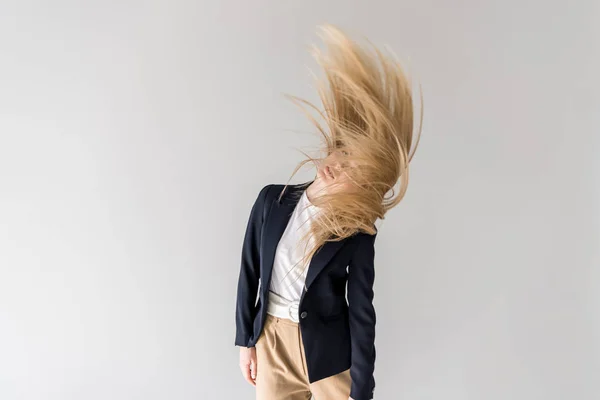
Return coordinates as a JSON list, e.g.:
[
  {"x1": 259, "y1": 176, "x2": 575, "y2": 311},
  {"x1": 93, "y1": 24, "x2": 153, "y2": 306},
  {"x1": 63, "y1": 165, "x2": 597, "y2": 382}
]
[{"x1": 304, "y1": 239, "x2": 346, "y2": 290}]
